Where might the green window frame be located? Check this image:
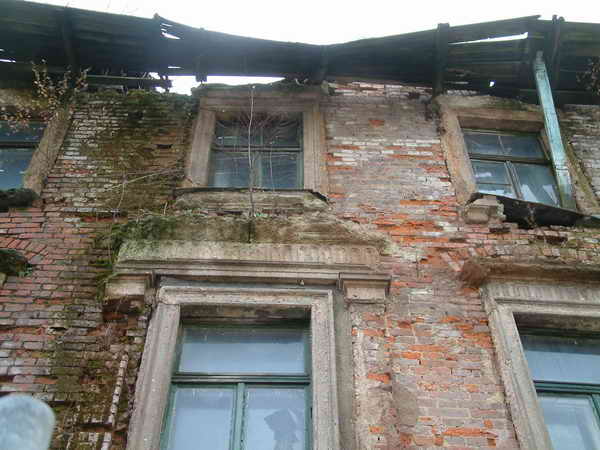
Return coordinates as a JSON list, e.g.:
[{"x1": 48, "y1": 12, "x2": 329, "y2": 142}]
[
  {"x1": 161, "y1": 323, "x2": 311, "y2": 450},
  {"x1": 464, "y1": 130, "x2": 561, "y2": 208},
  {"x1": 208, "y1": 113, "x2": 304, "y2": 190},
  {"x1": 0, "y1": 120, "x2": 45, "y2": 190},
  {"x1": 520, "y1": 328, "x2": 600, "y2": 450}
]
